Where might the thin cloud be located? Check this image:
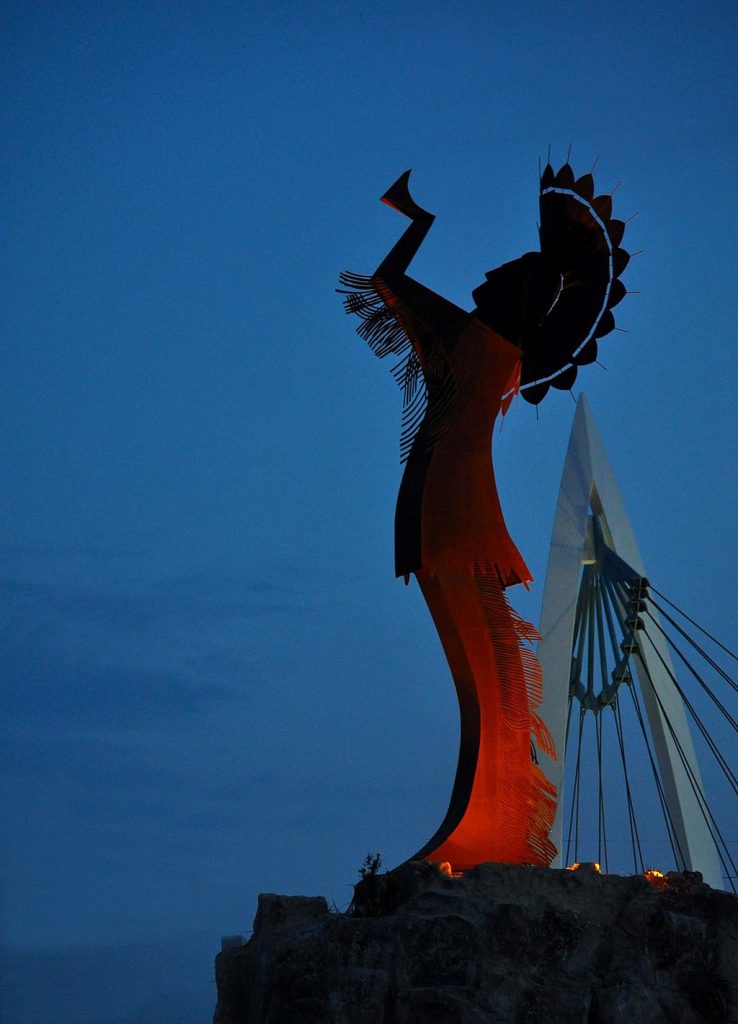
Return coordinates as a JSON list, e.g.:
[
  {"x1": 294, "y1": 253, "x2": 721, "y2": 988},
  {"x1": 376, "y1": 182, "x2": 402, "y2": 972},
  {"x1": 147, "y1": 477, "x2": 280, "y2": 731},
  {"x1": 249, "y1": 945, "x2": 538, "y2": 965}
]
[
  {"x1": 3, "y1": 648, "x2": 239, "y2": 731},
  {"x1": 1, "y1": 571, "x2": 297, "y2": 640},
  {"x1": 0, "y1": 540, "x2": 147, "y2": 560}
]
